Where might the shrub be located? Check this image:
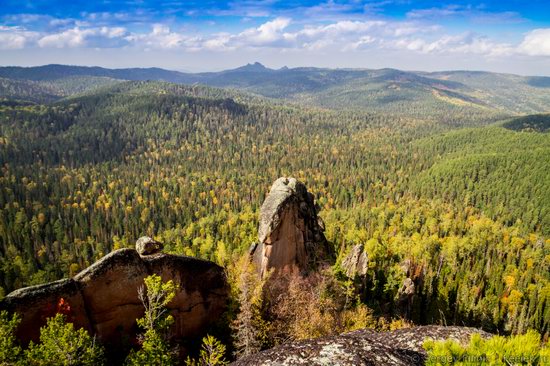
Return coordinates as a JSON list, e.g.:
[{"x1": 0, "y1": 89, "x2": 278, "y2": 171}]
[
  {"x1": 424, "y1": 330, "x2": 549, "y2": 365},
  {"x1": 25, "y1": 313, "x2": 105, "y2": 366},
  {"x1": 230, "y1": 256, "x2": 269, "y2": 358},
  {"x1": 0, "y1": 310, "x2": 22, "y2": 365},
  {"x1": 126, "y1": 274, "x2": 178, "y2": 366},
  {"x1": 185, "y1": 335, "x2": 228, "y2": 366},
  {"x1": 265, "y1": 267, "x2": 379, "y2": 343}
]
